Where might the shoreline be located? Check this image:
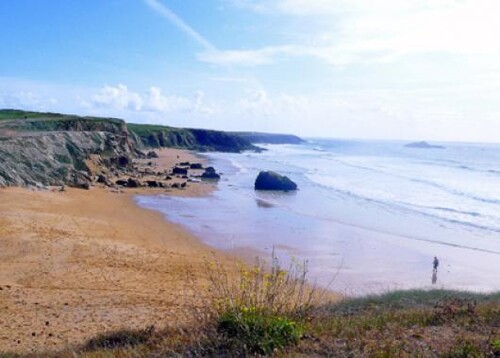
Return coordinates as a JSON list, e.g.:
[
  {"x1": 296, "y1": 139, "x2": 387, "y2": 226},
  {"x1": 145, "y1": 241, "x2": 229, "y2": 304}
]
[
  {"x1": 0, "y1": 148, "x2": 234, "y2": 353},
  {"x1": 138, "y1": 147, "x2": 500, "y2": 296}
]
